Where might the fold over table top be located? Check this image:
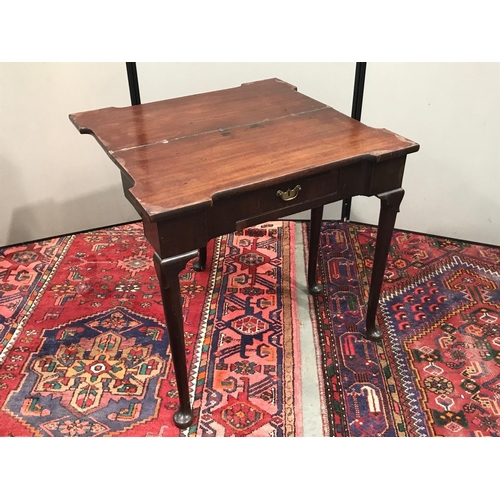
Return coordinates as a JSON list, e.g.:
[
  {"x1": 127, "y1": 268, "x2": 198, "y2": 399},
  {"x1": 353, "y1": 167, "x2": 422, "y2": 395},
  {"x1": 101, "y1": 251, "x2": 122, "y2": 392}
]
[{"x1": 70, "y1": 78, "x2": 419, "y2": 222}]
